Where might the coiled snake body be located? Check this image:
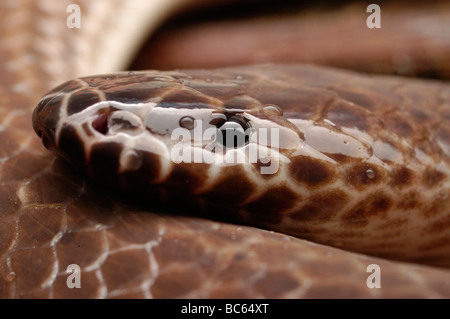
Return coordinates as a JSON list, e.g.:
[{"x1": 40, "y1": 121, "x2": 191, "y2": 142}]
[{"x1": 2, "y1": 0, "x2": 450, "y2": 298}]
